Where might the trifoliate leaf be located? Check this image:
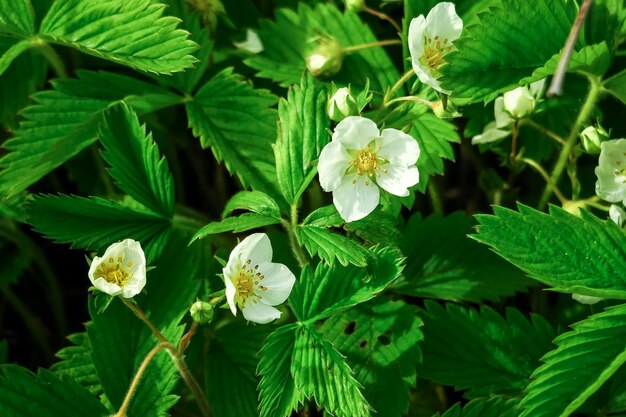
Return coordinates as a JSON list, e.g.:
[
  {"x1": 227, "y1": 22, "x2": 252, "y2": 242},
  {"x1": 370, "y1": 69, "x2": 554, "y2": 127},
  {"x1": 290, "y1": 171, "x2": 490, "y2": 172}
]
[
  {"x1": 472, "y1": 204, "x2": 626, "y2": 299},
  {"x1": 393, "y1": 212, "x2": 532, "y2": 302},
  {"x1": 435, "y1": 397, "x2": 520, "y2": 417},
  {"x1": 99, "y1": 103, "x2": 175, "y2": 218},
  {"x1": 50, "y1": 332, "x2": 102, "y2": 396},
  {"x1": 186, "y1": 68, "x2": 281, "y2": 200},
  {"x1": 292, "y1": 325, "x2": 371, "y2": 417},
  {"x1": 0, "y1": 365, "x2": 108, "y2": 417},
  {"x1": 39, "y1": 0, "x2": 198, "y2": 74},
  {"x1": 0, "y1": 0, "x2": 35, "y2": 37},
  {"x1": 418, "y1": 301, "x2": 554, "y2": 398},
  {"x1": 520, "y1": 303, "x2": 626, "y2": 417},
  {"x1": 27, "y1": 194, "x2": 171, "y2": 262},
  {"x1": 440, "y1": 0, "x2": 577, "y2": 103},
  {"x1": 290, "y1": 246, "x2": 403, "y2": 323},
  {"x1": 320, "y1": 297, "x2": 423, "y2": 417},
  {"x1": 275, "y1": 74, "x2": 329, "y2": 204},
  {"x1": 0, "y1": 70, "x2": 182, "y2": 199}
]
